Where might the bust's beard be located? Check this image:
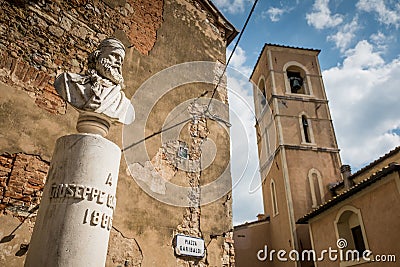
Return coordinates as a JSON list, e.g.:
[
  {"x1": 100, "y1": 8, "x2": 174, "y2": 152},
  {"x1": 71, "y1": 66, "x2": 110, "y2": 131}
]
[{"x1": 96, "y1": 58, "x2": 124, "y2": 86}]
